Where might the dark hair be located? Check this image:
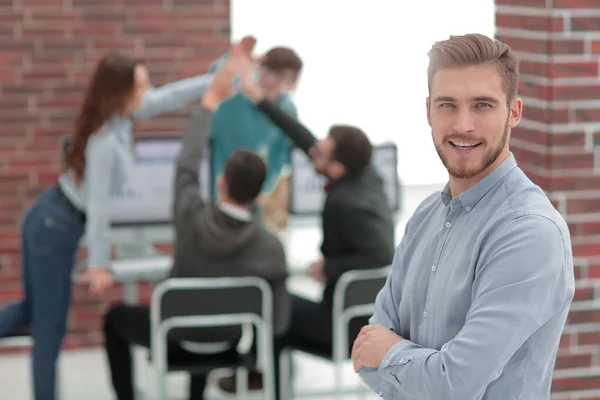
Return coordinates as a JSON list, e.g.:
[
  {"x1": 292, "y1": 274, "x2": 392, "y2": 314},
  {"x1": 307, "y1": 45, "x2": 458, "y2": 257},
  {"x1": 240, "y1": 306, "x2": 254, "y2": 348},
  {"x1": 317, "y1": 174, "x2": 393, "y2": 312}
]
[
  {"x1": 328, "y1": 125, "x2": 372, "y2": 176},
  {"x1": 427, "y1": 33, "x2": 520, "y2": 104},
  {"x1": 65, "y1": 52, "x2": 145, "y2": 183},
  {"x1": 262, "y1": 46, "x2": 303, "y2": 76},
  {"x1": 223, "y1": 150, "x2": 267, "y2": 205}
]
